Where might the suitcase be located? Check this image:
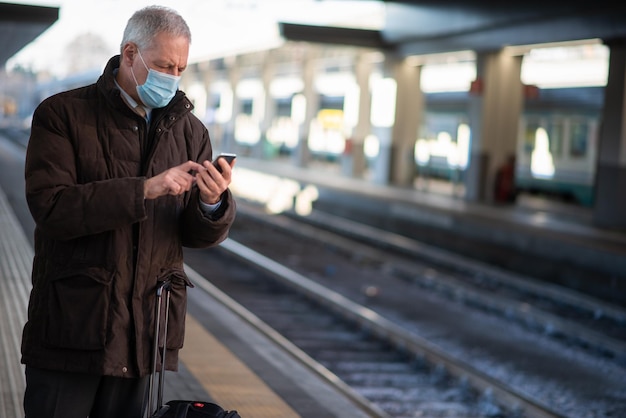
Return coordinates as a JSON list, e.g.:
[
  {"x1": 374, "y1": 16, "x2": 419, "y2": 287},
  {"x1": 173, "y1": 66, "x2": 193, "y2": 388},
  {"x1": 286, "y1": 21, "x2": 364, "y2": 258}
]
[{"x1": 147, "y1": 280, "x2": 241, "y2": 418}]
